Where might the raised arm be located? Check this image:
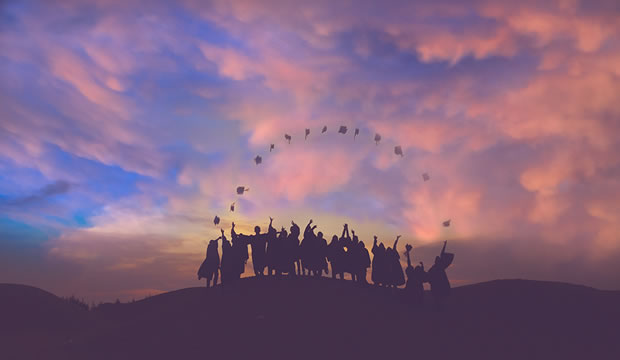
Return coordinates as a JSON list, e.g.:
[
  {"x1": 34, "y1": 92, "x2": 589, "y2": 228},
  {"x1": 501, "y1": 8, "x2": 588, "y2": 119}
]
[
  {"x1": 231, "y1": 222, "x2": 237, "y2": 240},
  {"x1": 304, "y1": 219, "x2": 313, "y2": 236},
  {"x1": 405, "y1": 244, "x2": 412, "y2": 267},
  {"x1": 441, "y1": 240, "x2": 447, "y2": 257},
  {"x1": 269, "y1": 217, "x2": 275, "y2": 233},
  {"x1": 393, "y1": 235, "x2": 401, "y2": 251}
]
